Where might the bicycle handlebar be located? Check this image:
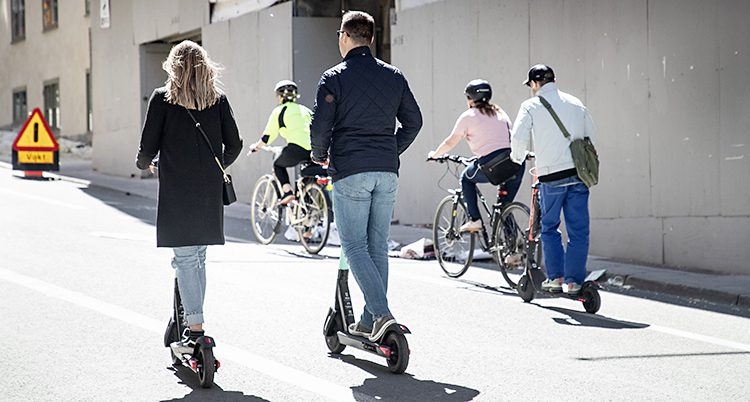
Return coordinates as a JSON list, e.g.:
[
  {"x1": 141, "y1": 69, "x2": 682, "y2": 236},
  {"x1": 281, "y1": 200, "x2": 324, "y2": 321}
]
[{"x1": 426, "y1": 154, "x2": 476, "y2": 166}]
